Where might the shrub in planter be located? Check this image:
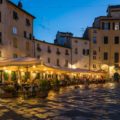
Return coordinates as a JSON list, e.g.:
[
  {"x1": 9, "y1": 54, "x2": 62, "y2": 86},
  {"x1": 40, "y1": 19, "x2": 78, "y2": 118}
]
[
  {"x1": 37, "y1": 80, "x2": 50, "y2": 98},
  {"x1": 114, "y1": 72, "x2": 120, "y2": 82},
  {"x1": 51, "y1": 79, "x2": 60, "y2": 90},
  {"x1": 39, "y1": 80, "x2": 50, "y2": 91},
  {"x1": 1, "y1": 85, "x2": 17, "y2": 98},
  {"x1": 22, "y1": 72, "x2": 30, "y2": 82}
]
